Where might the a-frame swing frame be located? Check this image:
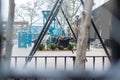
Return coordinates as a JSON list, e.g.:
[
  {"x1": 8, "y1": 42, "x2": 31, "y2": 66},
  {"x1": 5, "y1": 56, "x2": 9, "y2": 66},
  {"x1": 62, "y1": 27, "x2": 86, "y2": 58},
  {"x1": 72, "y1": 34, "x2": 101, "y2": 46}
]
[{"x1": 25, "y1": 0, "x2": 111, "y2": 67}]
